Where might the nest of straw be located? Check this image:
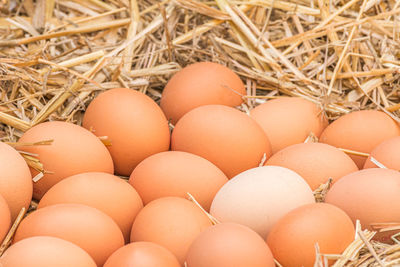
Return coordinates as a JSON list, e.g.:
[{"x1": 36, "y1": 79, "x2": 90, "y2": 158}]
[{"x1": 1, "y1": 0, "x2": 400, "y2": 265}]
